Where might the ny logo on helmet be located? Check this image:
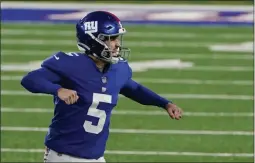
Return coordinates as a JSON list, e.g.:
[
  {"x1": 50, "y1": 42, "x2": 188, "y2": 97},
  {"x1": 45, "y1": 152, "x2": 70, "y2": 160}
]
[{"x1": 84, "y1": 21, "x2": 98, "y2": 34}]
